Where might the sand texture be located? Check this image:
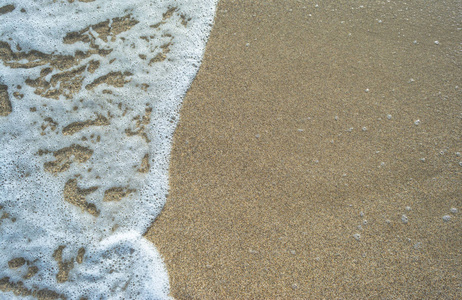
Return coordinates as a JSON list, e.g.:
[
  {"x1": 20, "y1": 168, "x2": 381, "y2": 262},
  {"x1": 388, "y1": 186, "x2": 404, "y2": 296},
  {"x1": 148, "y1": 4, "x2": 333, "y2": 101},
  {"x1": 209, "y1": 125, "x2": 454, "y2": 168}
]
[{"x1": 146, "y1": 0, "x2": 461, "y2": 299}]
